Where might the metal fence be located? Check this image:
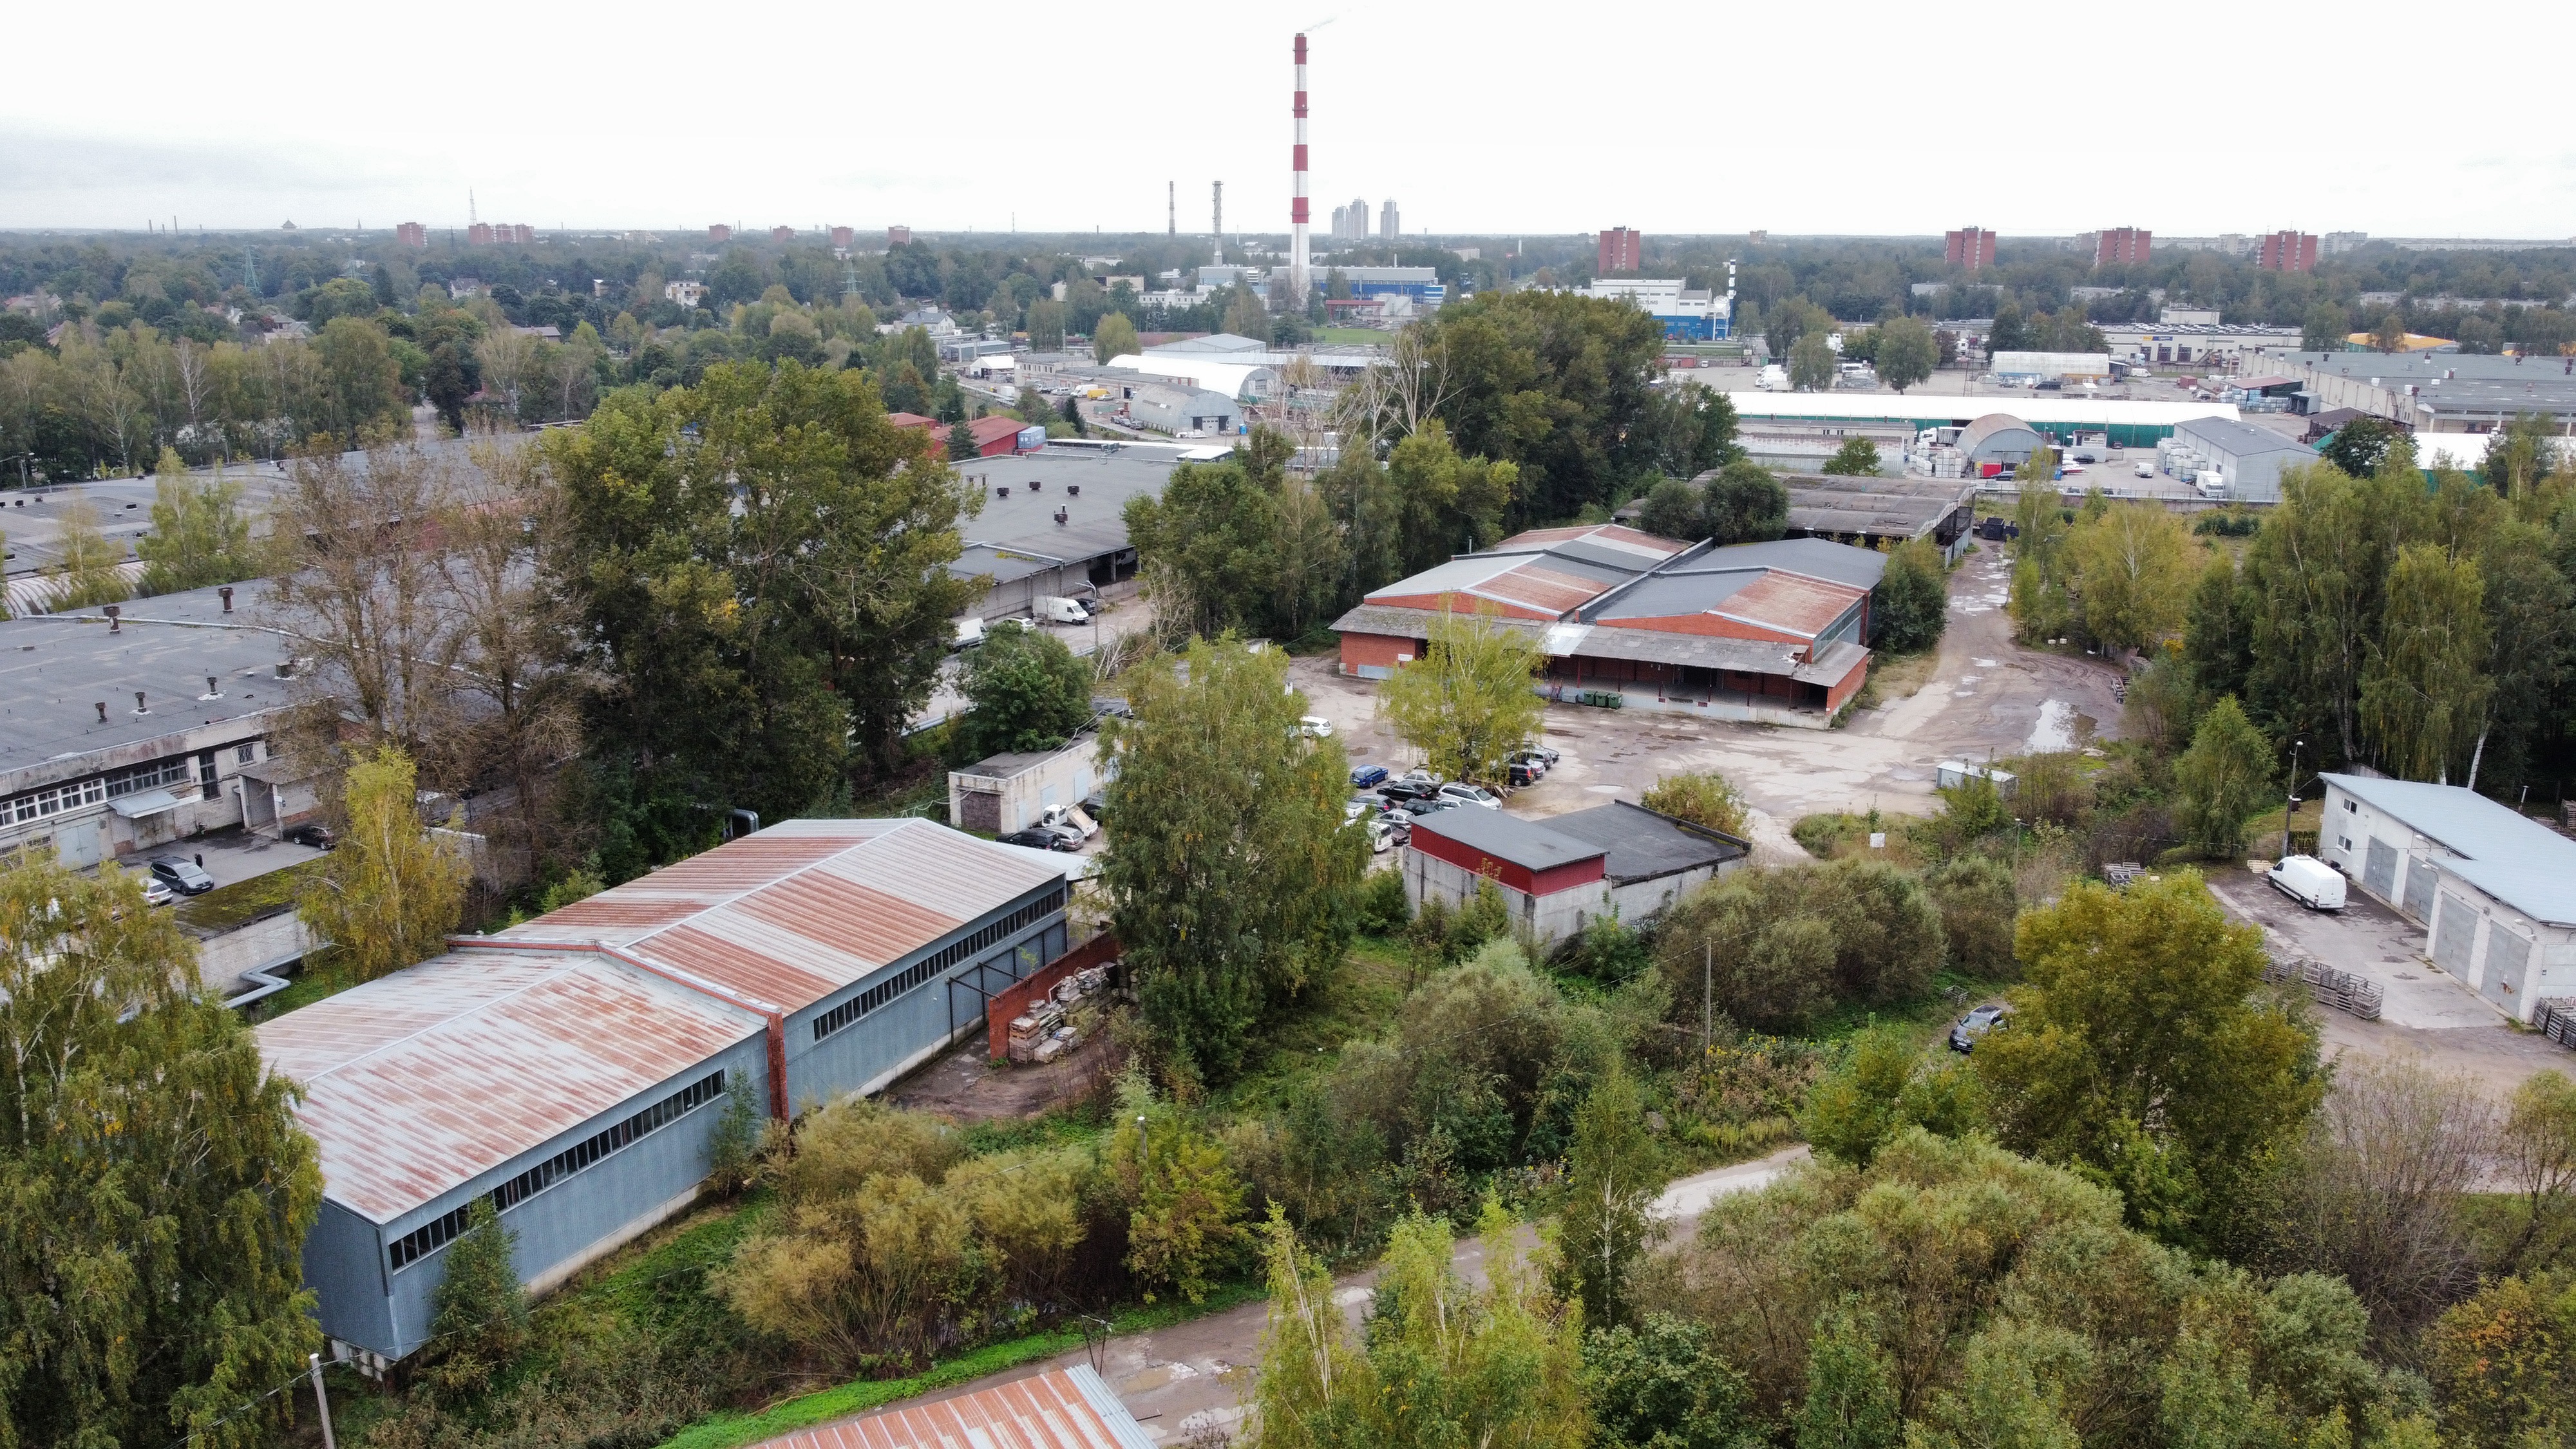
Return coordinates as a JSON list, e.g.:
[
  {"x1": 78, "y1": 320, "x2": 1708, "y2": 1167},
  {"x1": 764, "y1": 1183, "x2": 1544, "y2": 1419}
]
[{"x1": 2262, "y1": 951, "x2": 2384, "y2": 1021}]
